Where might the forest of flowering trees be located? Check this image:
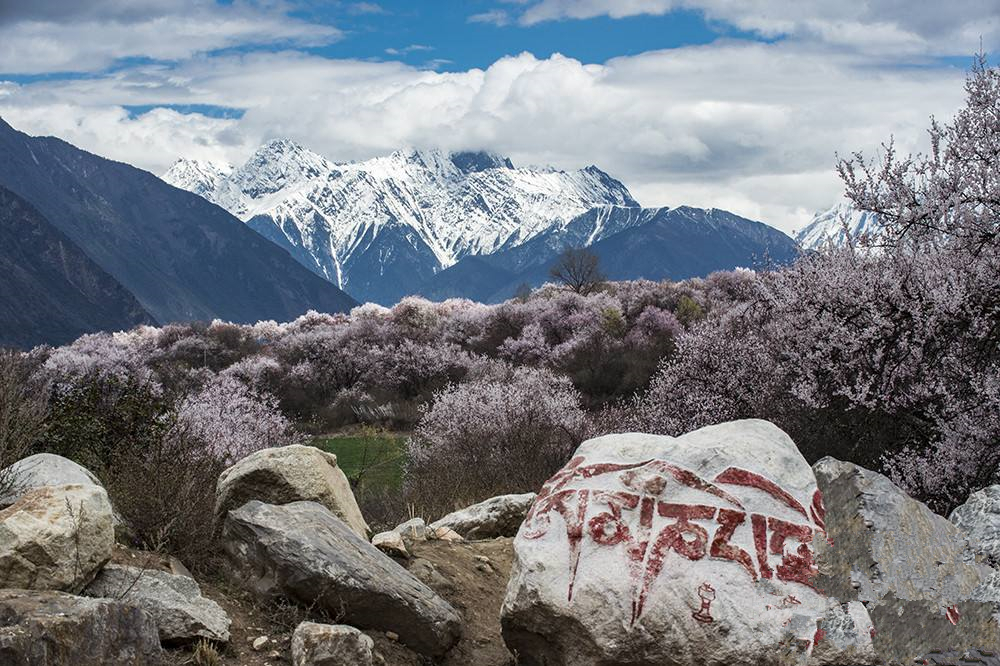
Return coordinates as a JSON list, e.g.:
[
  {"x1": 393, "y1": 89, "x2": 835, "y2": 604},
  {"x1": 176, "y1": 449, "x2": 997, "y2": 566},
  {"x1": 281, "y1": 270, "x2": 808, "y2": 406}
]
[{"x1": 0, "y1": 59, "x2": 996, "y2": 559}]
